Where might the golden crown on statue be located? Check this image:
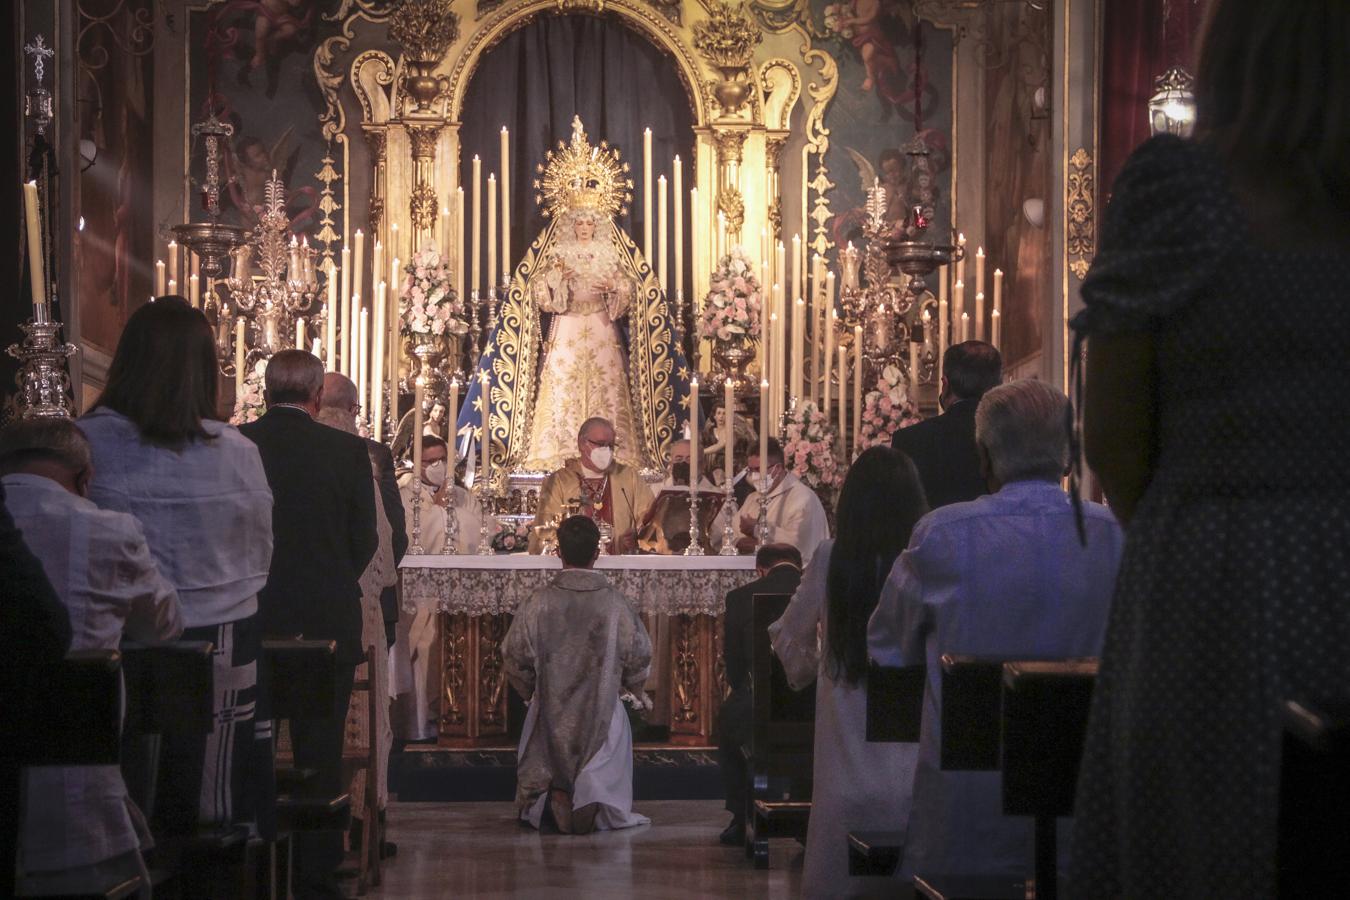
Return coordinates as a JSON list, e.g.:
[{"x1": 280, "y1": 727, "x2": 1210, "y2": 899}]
[{"x1": 533, "y1": 115, "x2": 634, "y2": 220}]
